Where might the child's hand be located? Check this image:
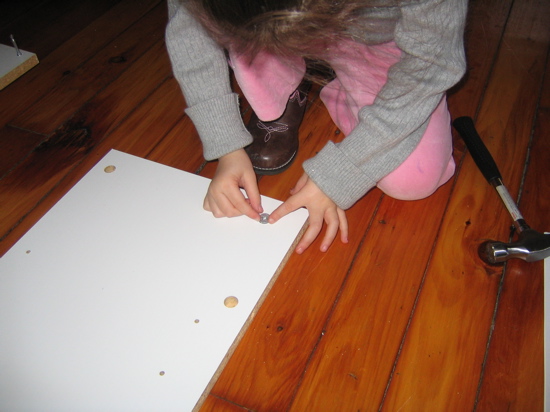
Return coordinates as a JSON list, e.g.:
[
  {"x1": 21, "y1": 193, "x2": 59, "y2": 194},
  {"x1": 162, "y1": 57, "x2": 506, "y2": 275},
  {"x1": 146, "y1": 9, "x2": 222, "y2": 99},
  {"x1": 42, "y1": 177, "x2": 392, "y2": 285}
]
[
  {"x1": 269, "y1": 173, "x2": 348, "y2": 254},
  {"x1": 203, "y1": 149, "x2": 263, "y2": 220}
]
